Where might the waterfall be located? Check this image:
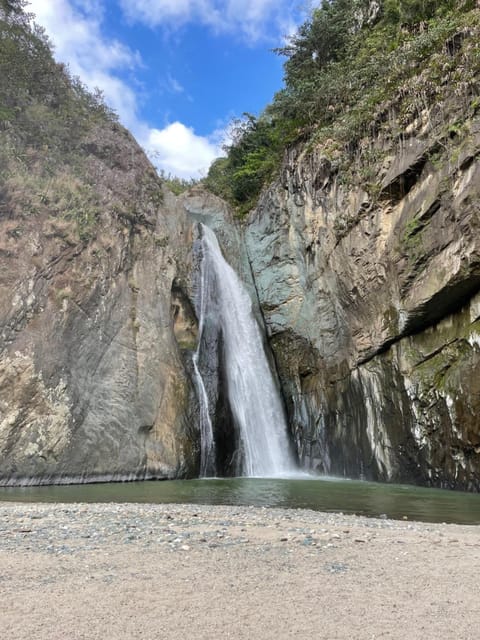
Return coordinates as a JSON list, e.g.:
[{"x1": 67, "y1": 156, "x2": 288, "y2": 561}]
[
  {"x1": 192, "y1": 245, "x2": 216, "y2": 477},
  {"x1": 193, "y1": 224, "x2": 296, "y2": 477}
]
